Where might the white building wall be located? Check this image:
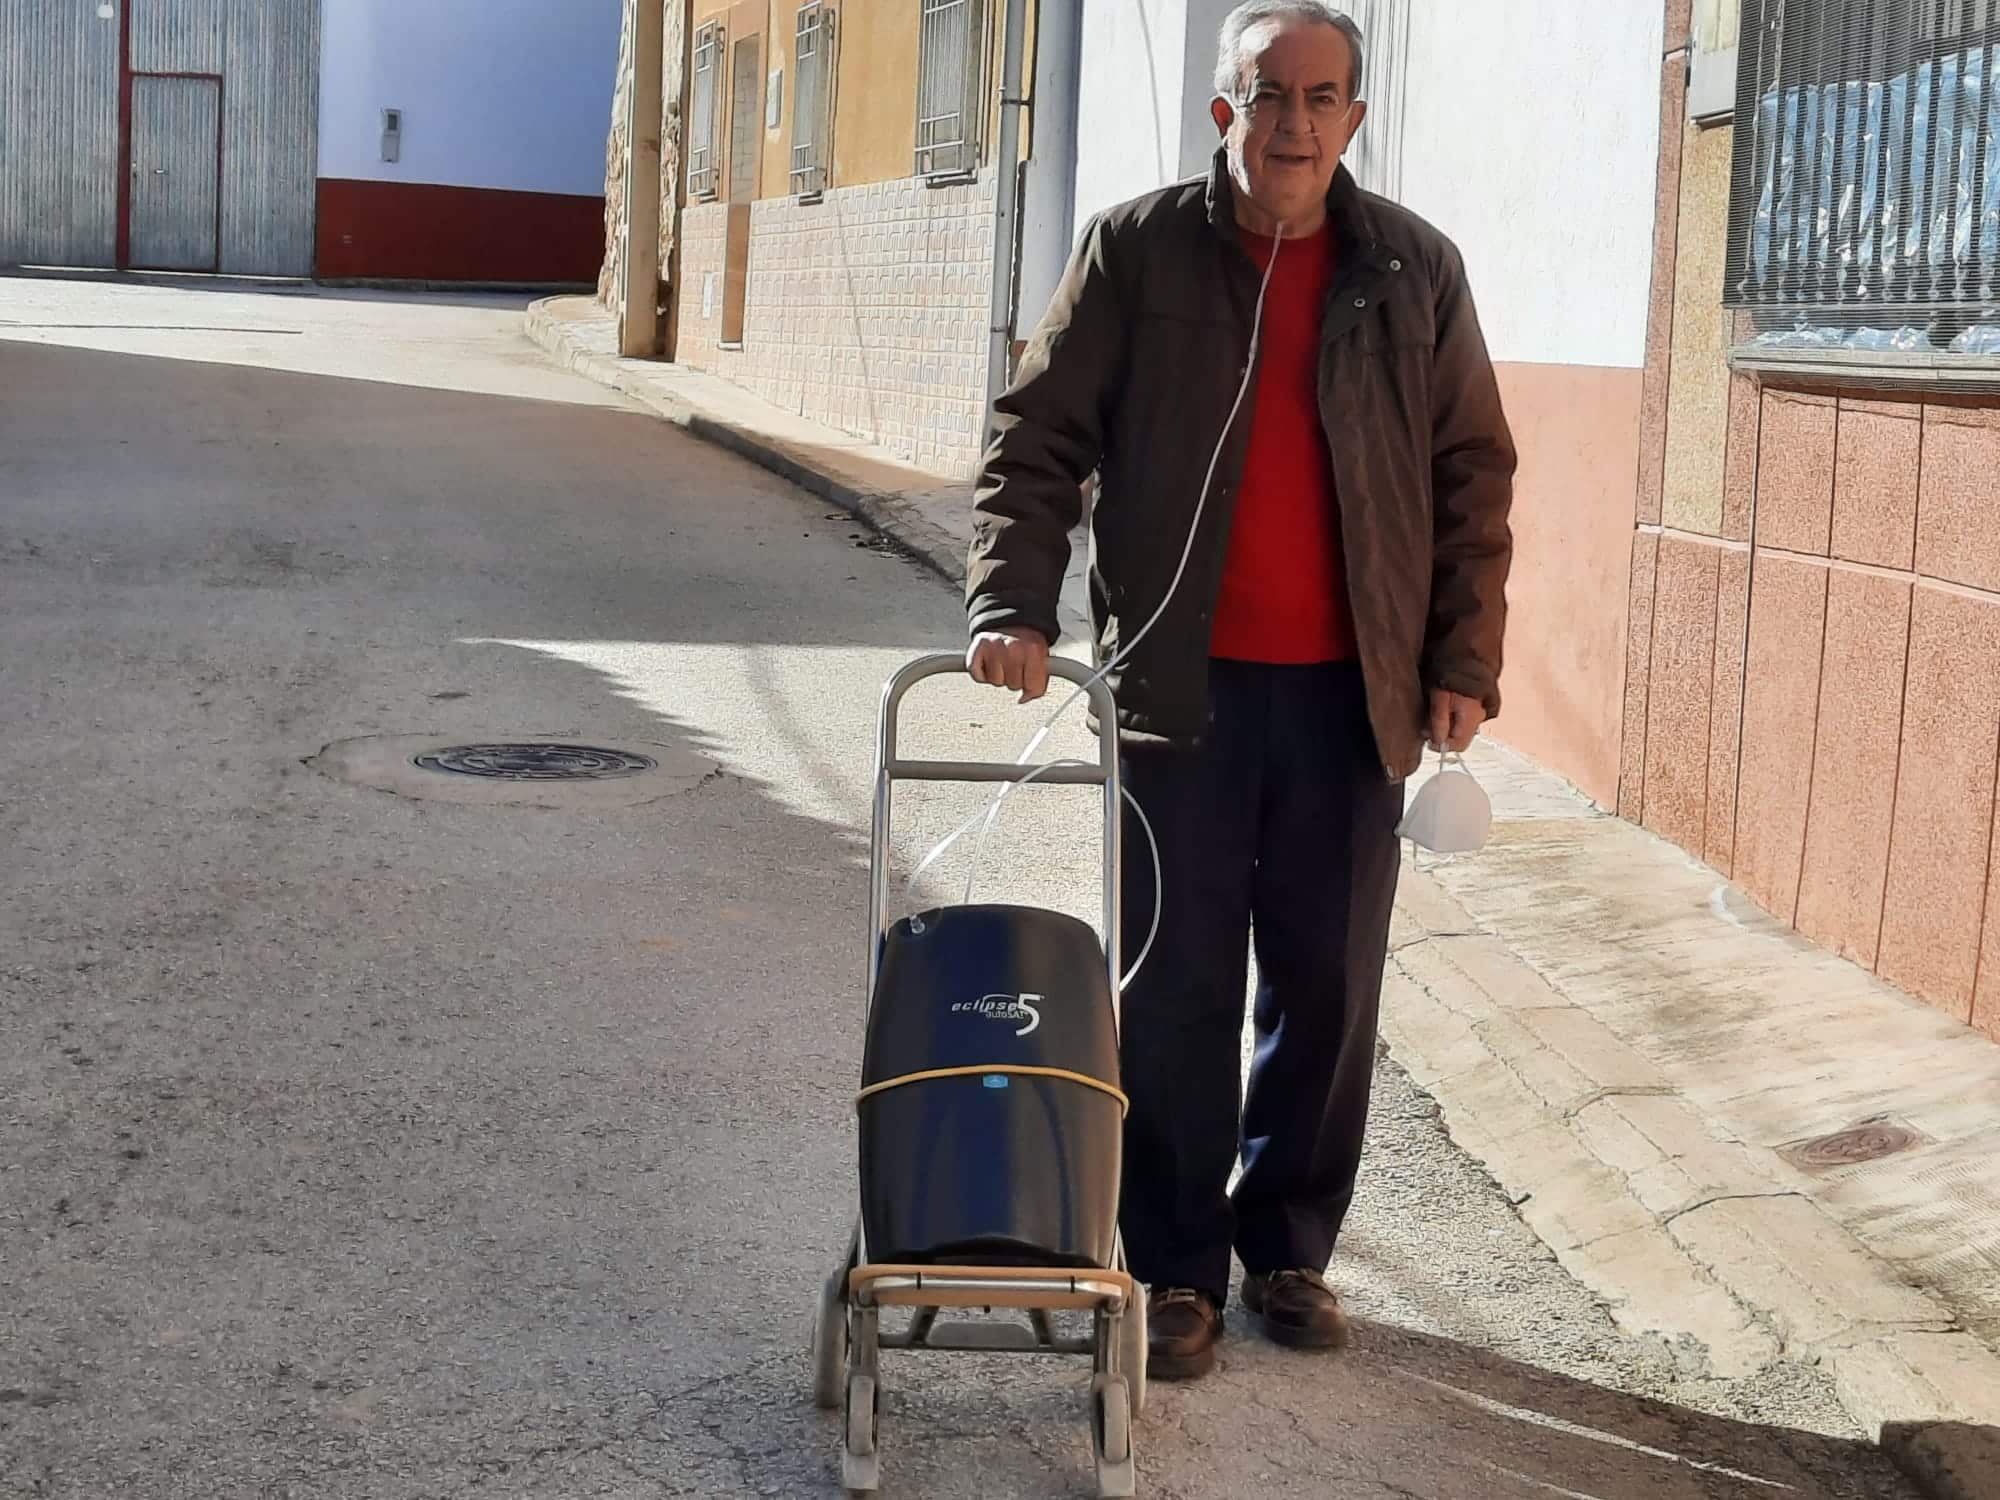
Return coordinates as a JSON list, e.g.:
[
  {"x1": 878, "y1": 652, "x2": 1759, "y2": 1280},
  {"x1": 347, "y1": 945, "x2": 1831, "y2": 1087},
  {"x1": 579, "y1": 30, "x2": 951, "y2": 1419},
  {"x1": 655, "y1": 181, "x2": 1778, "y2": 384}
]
[
  {"x1": 1071, "y1": 0, "x2": 1663, "y2": 371},
  {"x1": 1066, "y1": 0, "x2": 1243, "y2": 276},
  {"x1": 1396, "y1": 0, "x2": 1664, "y2": 369},
  {"x1": 316, "y1": 0, "x2": 621, "y2": 196},
  {"x1": 1073, "y1": 0, "x2": 1196, "y2": 232},
  {"x1": 1177, "y1": 0, "x2": 1240, "y2": 182}
]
